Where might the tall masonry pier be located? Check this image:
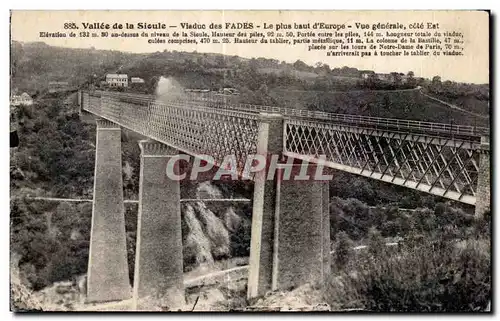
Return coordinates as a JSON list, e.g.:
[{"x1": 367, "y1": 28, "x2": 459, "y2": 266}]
[
  {"x1": 87, "y1": 119, "x2": 185, "y2": 305},
  {"x1": 133, "y1": 140, "x2": 184, "y2": 308},
  {"x1": 475, "y1": 136, "x2": 491, "y2": 218},
  {"x1": 87, "y1": 119, "x2": 131, "y2": 302},
  {"x1": 247, "y1": 113, "x2": 331, "y2": 299}
]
